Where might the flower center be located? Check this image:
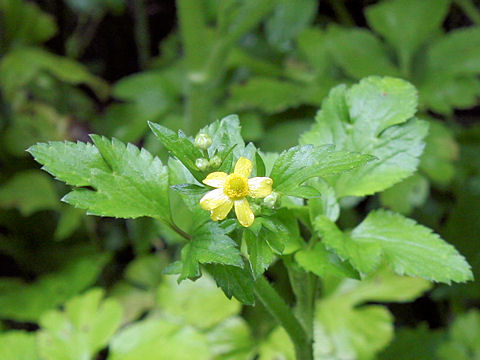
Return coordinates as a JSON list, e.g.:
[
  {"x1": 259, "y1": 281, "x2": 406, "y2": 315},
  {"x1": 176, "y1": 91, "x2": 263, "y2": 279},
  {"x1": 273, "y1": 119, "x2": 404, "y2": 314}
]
[{"x1": 223, "y1": 174, "x2": 249, "y2": 199}]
